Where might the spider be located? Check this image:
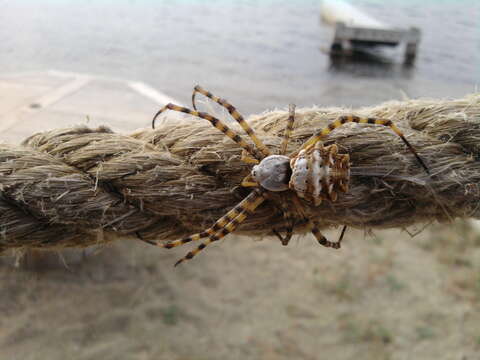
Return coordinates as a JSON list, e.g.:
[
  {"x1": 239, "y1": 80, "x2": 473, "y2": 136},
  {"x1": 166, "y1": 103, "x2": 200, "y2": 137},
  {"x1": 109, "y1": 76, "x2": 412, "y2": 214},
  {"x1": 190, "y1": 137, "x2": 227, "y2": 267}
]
[{"x1": 149, "y1": 85, "x2": 430, "y2": 266}]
